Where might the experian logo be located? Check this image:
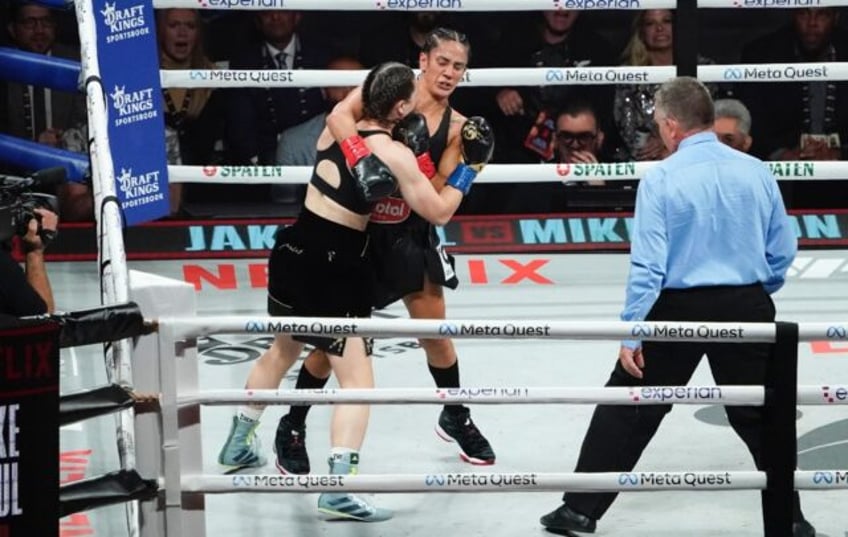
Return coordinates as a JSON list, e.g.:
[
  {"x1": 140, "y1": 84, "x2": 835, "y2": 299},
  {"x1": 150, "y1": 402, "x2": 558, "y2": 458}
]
[
  {"x1": 739, "y1": 0, "x2": 822, "y2": 7},
  {"x1": 556, "y1": 0, "x2": 643, "y2": 8},
  {"x1": 376, "y1": 0, "x2": 462, "y2": 9},
  {"x1": 199, "y1": 0, "x2": 285, "y2": 7},
  {"x1": 821, "y1": 385, "x2": 848, "y2": 403}
]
